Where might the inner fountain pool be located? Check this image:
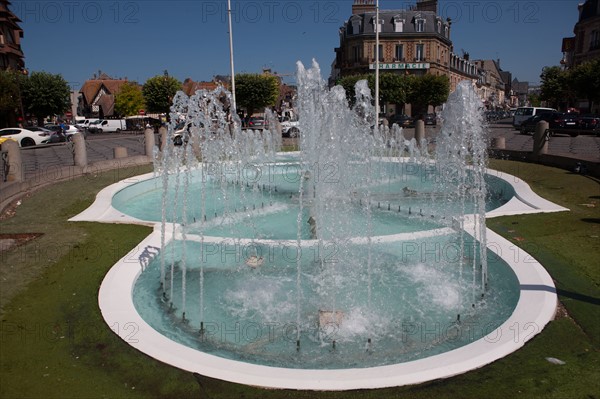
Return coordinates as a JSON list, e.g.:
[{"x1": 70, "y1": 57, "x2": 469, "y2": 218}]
[{"x1": 112, "y1": 160, "x2": 515, "y2": 239}]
